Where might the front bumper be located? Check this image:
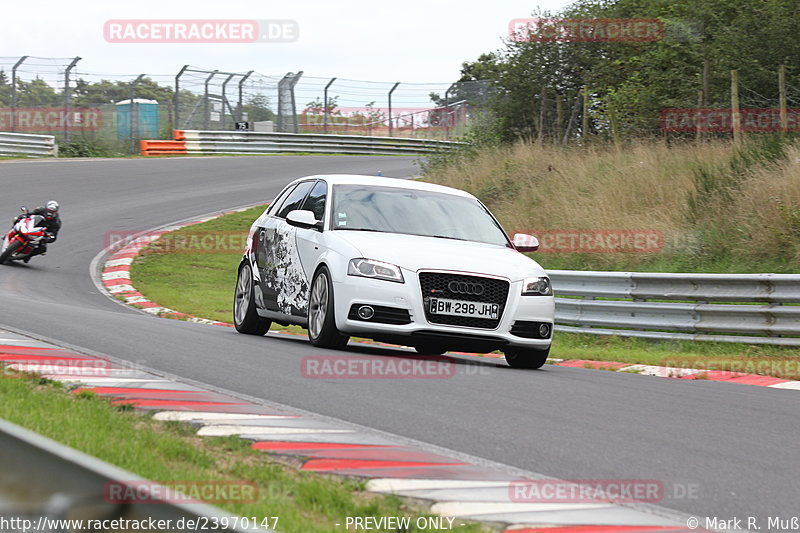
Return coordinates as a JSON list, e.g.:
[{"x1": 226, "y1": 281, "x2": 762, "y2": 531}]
[{"x1": 333, "y1": 270, "x2": 554, "y2": 351}]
